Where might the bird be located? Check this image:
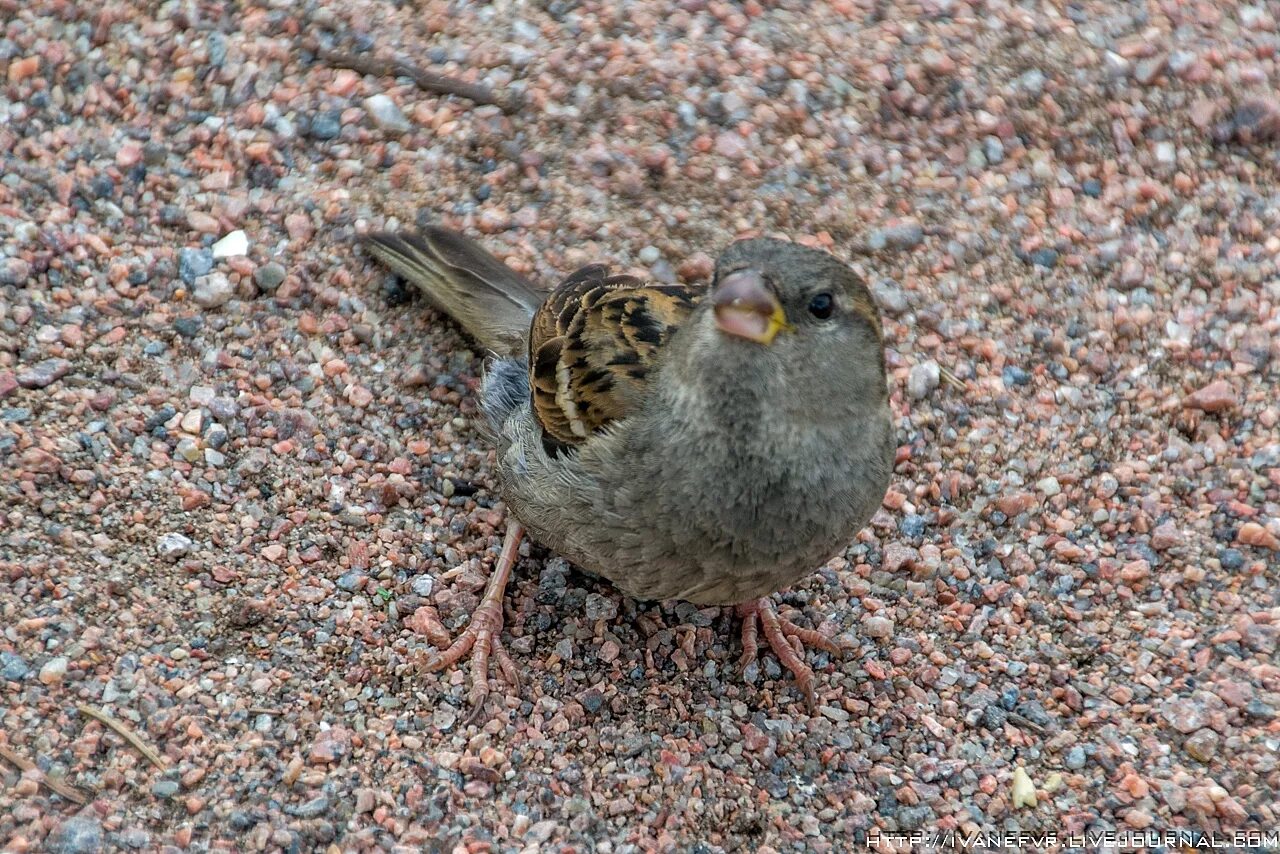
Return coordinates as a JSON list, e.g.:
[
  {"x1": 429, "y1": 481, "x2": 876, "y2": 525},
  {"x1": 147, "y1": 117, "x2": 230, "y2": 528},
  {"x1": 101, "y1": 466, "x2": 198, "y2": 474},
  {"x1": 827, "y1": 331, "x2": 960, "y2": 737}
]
[{"x1": 361, "y1": 225, "x2": 893, "y2": 714}]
